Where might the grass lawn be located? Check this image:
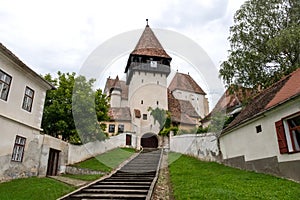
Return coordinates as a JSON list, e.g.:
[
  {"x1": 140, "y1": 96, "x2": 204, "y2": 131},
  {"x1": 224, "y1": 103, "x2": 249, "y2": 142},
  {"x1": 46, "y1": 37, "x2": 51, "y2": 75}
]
[
  {"x1": 0, "y1": 177, "x2": 74, "y2": 200},
  {"x1": 71, "y1": 147, "x2": 136, "y2": 172},
  {"x1": 169, "y1": 152, "x2": 300, "y2": 200}
]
